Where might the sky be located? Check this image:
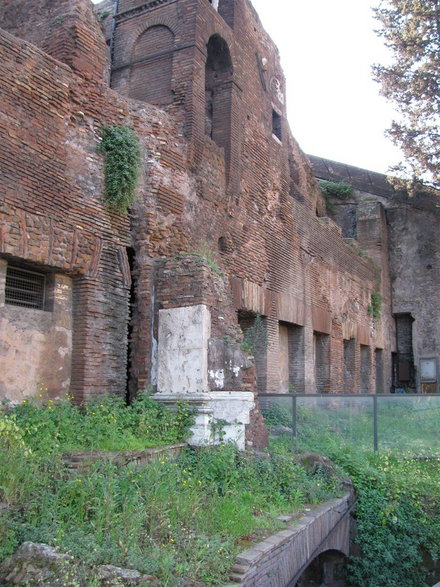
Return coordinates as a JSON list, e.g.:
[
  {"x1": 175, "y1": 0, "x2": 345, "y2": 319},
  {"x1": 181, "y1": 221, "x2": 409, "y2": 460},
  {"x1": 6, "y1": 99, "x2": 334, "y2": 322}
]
[
  {"x1": 92, "y1": 0, "x2": 403, "y2": 174},
  {"x1": 250, "y1": 0, "x2": 402, "y2": 174}
]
